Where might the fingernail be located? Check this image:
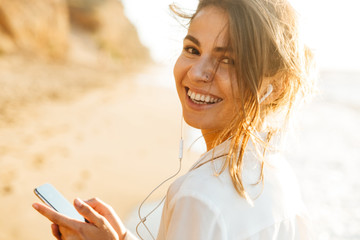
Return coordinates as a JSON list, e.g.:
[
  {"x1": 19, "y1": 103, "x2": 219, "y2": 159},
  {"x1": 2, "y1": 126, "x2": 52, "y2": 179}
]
[
  {"x1": 32, "y1": 203, "x2": 39, "y2": 210},
  {"x1": 74, "y1": 198, "x2": 83, "y2": 208}
]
